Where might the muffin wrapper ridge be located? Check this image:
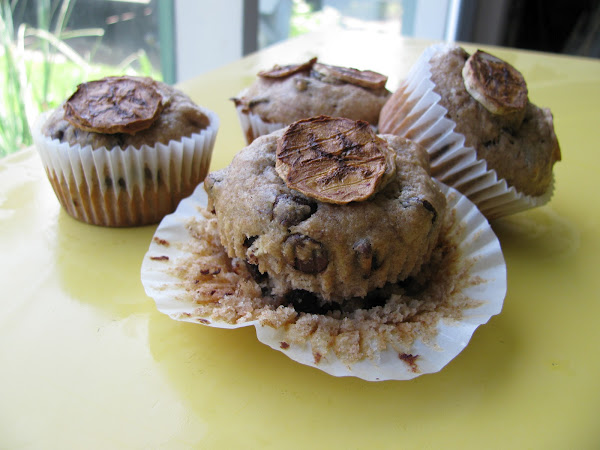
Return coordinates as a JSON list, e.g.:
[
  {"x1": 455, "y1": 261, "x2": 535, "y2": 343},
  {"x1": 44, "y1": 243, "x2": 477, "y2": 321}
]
[
  {"x1": 379, "y1": 44, "x2": 554, "y2": 220},
  {"x1": 32, "y1": 107, "x2": 219, "y2": 227},
  {"x1": 235, "y1": 102, "x2": 286, "y2": 144},
  {"x1": 140, "y1": 182, "x2": 507, "y2": 381}
]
